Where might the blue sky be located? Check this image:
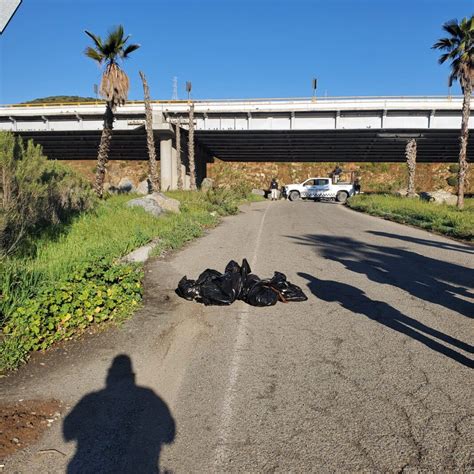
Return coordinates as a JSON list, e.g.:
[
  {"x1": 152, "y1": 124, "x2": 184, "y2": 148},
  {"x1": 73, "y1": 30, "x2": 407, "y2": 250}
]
[{"x1": 0, "y1": 0, "x2": 472, "y2": 103}]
